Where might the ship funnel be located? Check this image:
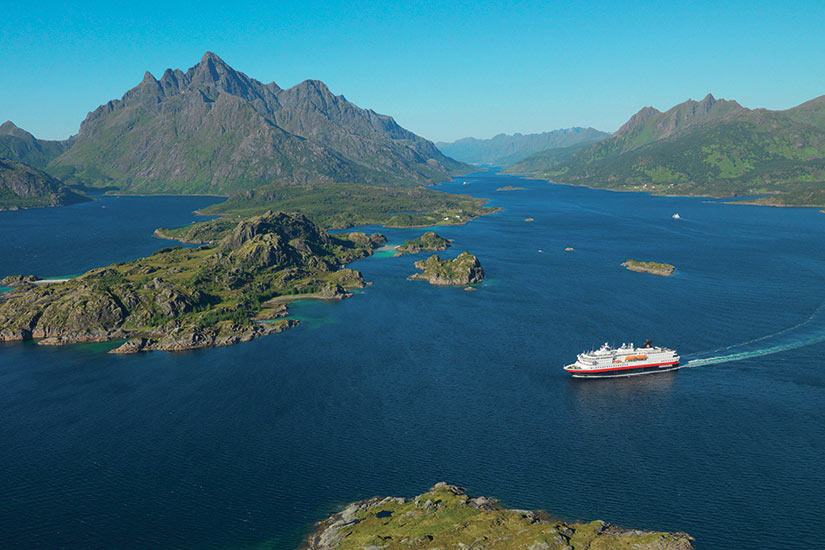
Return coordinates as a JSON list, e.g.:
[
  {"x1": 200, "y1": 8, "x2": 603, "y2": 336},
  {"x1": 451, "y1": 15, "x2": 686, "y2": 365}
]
[{"x1": 644, "y1": 339, "x2": 653, "y2": 348}]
